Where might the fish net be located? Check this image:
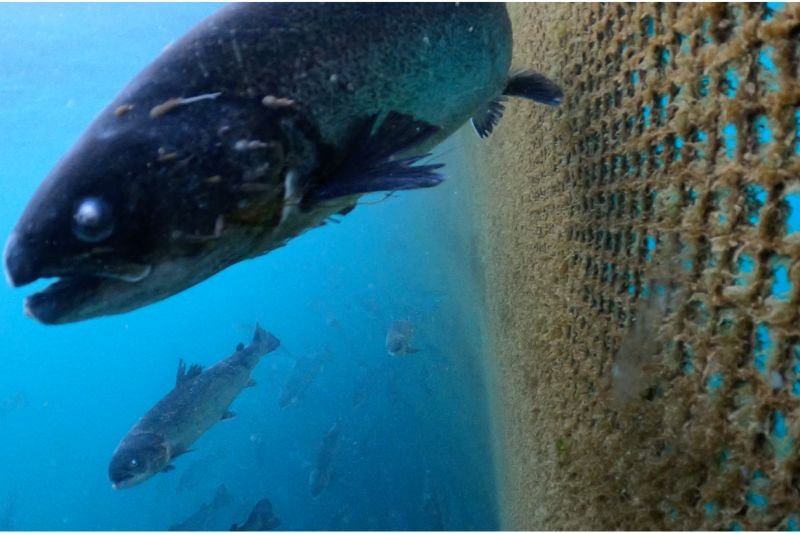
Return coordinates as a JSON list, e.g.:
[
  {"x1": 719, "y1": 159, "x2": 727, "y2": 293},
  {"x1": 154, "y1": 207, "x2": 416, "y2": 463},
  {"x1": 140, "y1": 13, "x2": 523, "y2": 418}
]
[{"x1": 474, "y1": 3, "x2": 800, "y2": 530}]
